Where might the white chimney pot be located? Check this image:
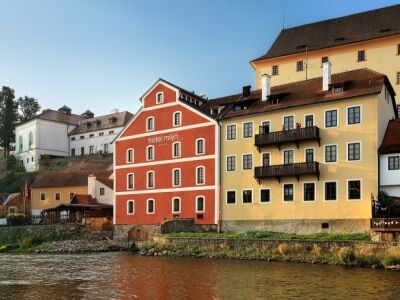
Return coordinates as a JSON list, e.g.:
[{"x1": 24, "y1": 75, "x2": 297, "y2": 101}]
[
  {"x1": 261, "y1": 74, "x2": 271, "y2": 101},
  {"x1": 322, "y1": 62, "x2": 332, "y2": 91}
]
